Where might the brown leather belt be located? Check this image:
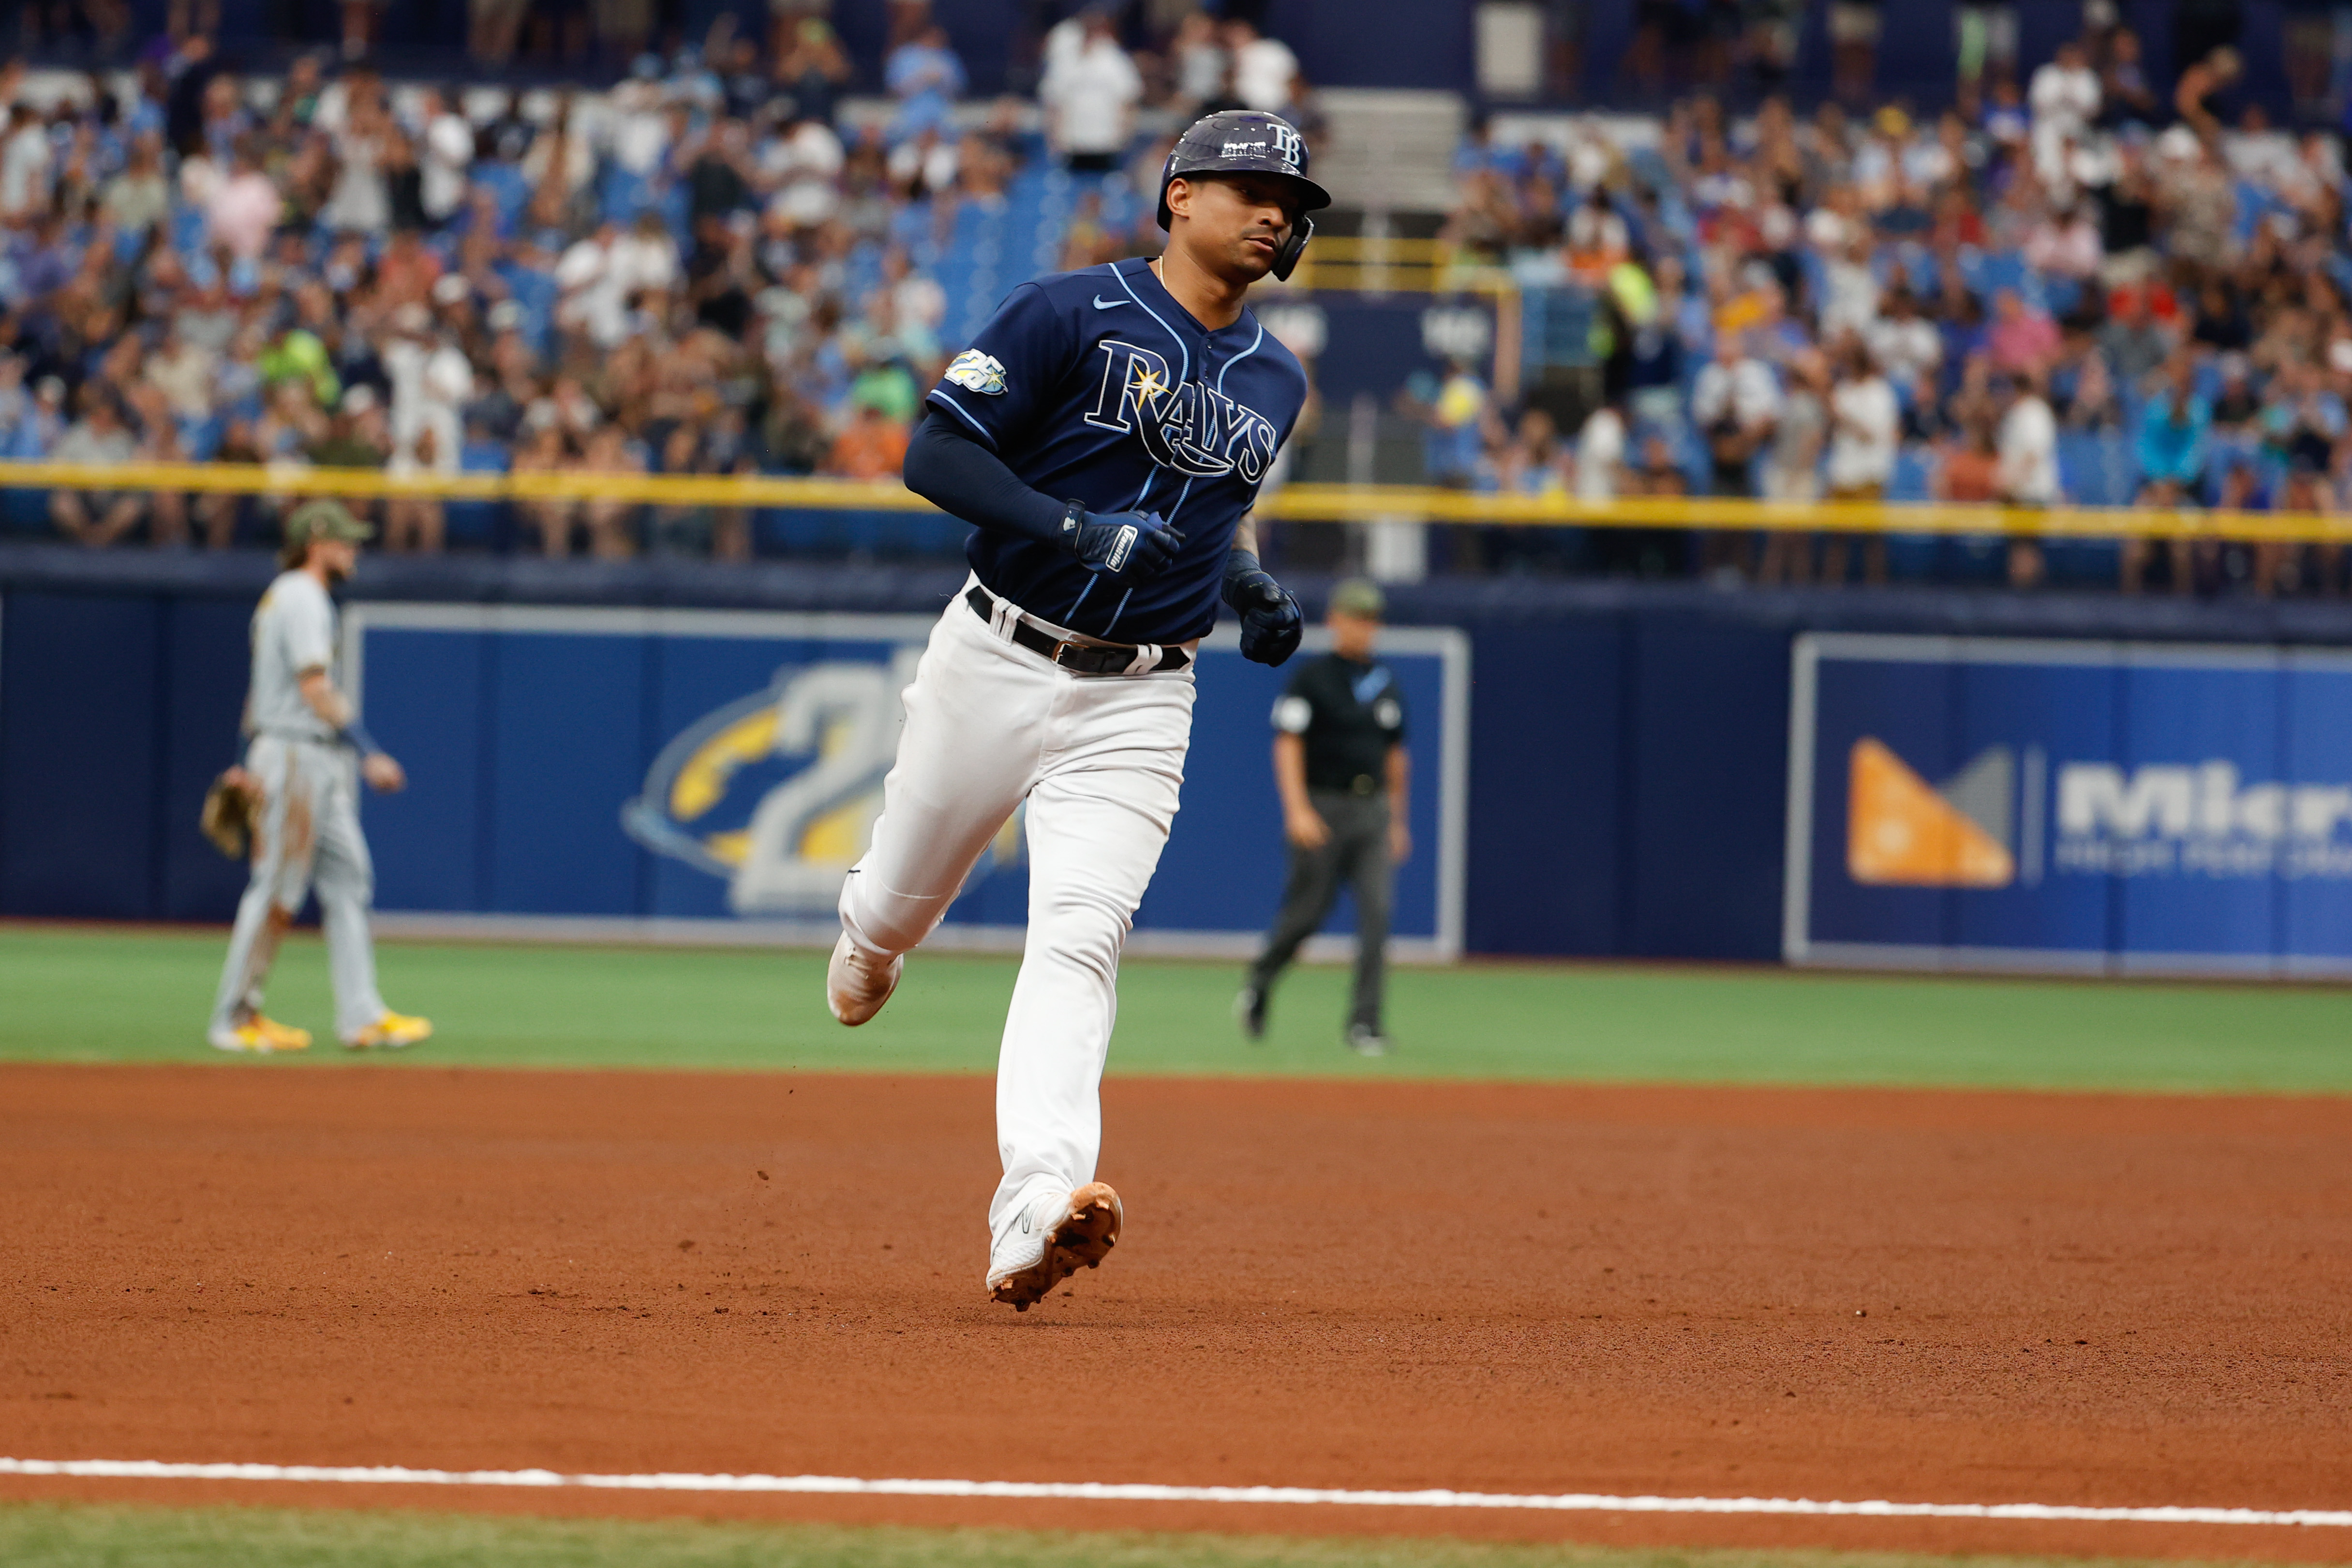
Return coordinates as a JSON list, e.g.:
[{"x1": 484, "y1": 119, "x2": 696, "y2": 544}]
[{"x1": 966, "y1": 585, "x2": 1190, "y2": 675}]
